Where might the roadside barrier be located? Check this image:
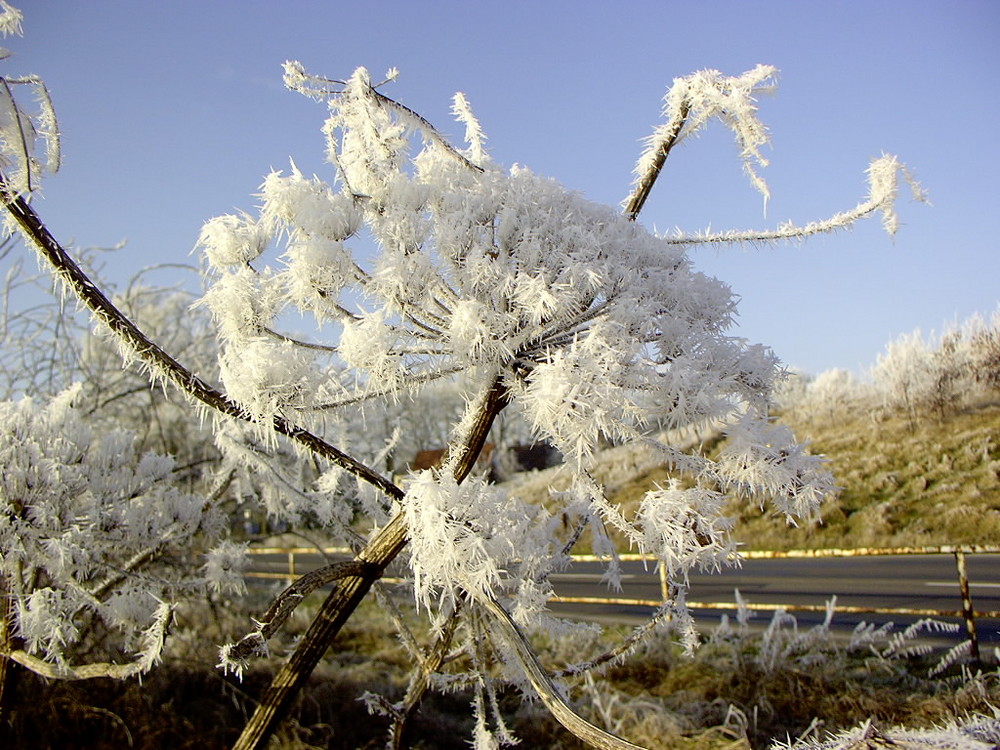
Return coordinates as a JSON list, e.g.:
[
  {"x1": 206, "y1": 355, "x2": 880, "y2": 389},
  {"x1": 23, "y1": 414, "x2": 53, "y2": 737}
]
[{"x1": 246, "y1": 543, "x2": 1000, "y2": 661}]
